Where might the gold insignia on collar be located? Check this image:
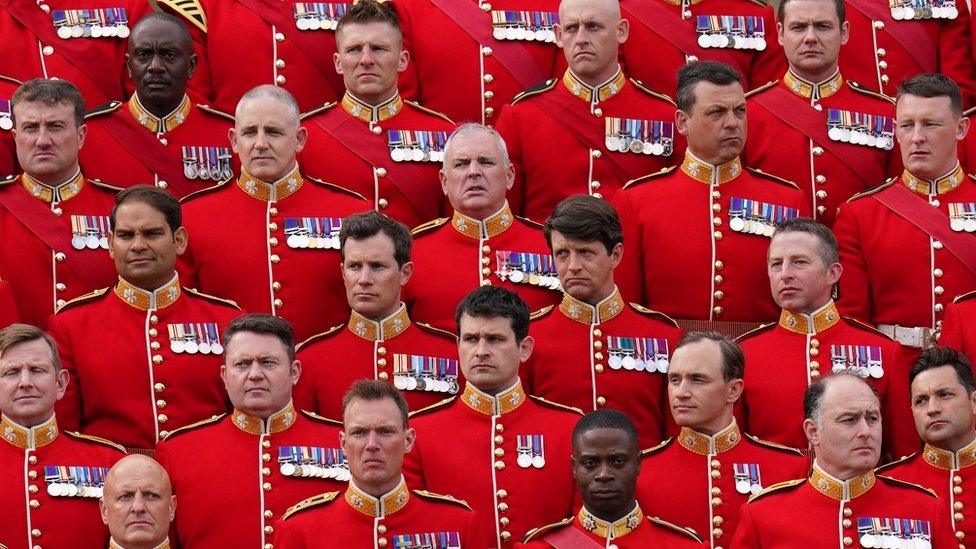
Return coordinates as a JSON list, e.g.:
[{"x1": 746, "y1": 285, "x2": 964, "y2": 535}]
[
  {"x1": 128, "y1": 93, "x2": 192, "y2": 133},
  {"x1": 809, "y1": 462, "x2": 875, "y2": 500},
  {"x1": 344, "y1": 477, "x2": 411, "y2": 517},
  {"x1": 559, "y1": 287, "x2": 626, "y2": 325},
  {"x1": 347, "y1": 305, "x2": 412, "y2": 342},
  {"x1": 21, "y1": 171, "x2": 85, "y2": 204},
  {"x1": 680, "y1": 151, "x2": 743, "y2": 185},
  {"x1": 114, "y1": 275, "x2": 182, "y2": 311},
  {"x1": 461, "y1": 381, "x2": 527, "y2": 416},
  {"x1": 562, "y1": 67, "x2": 627, "y2": 104},
  {"x1": 342, "y1": 92, "x2": 404, "y2": 123},
  {"x1": 0, "y1": 414, "x2": 59, "y2": 449},
  {"x1": 902, "y1": 164, "x2": 966, "y2": 196},
  {"x1": 236, "y1": 165, "x2": 303, "y2": 202},
  {"x1": 230, "y1": 402, "x2": 298, "y2": 435},
  {"x1": 783, "y1": 70, "x2": 844, "y2": 100},
  {"x1": 779, "y1": 301, "x2": 842, "y2": 335},
  {"x1": 678, "y1": 420, "x2": 742, "y2": 455},
  {"x1": 450, "y1": 202, "x2": 515, "y2": 240}
]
